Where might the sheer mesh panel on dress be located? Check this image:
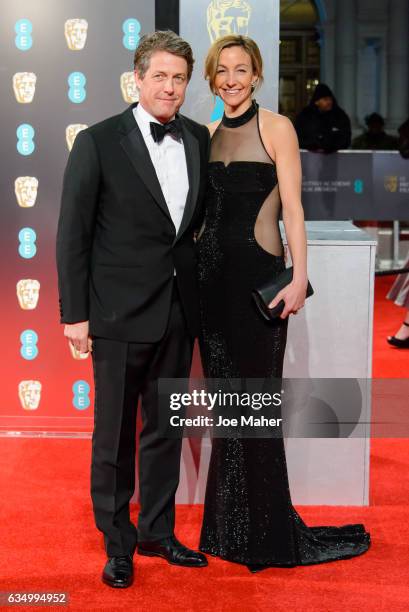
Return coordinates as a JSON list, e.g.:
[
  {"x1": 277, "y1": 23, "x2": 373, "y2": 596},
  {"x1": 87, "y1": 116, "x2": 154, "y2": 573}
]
[{"x1": 211, "y1": 114, "x2": 283, "y2": 257}]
